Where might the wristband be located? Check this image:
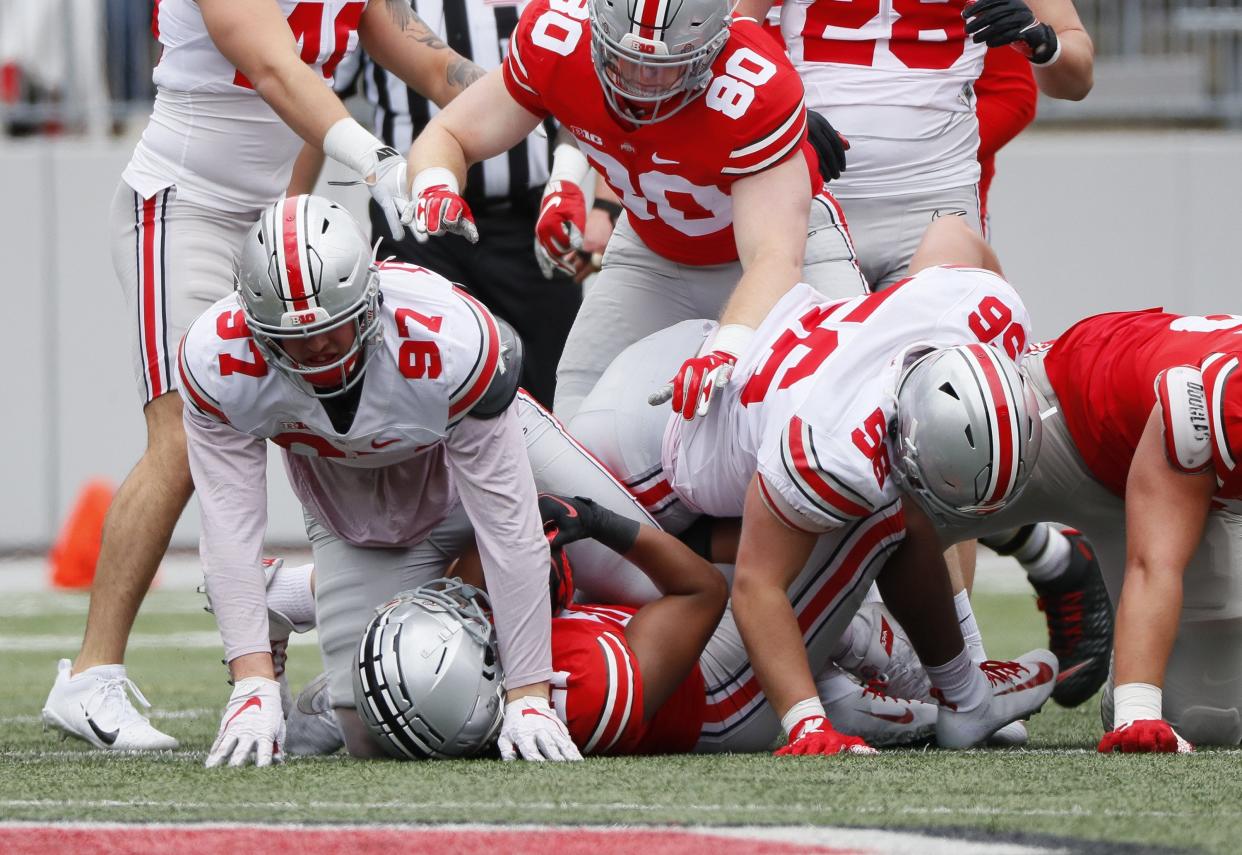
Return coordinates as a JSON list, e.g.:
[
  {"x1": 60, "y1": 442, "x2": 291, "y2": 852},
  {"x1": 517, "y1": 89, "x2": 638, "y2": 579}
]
[
  {"x1": 592, "y1": 199, "x2": 623, "y2": 223},
  {"x1": 548, "y1": 142, "x2": 592, "y2": 187},
  {"x1": 781, "y1": 697, "x2": 827, "y2": 739},
  {"x1": 587, "y1": 502, "x2": 641, "y2": 555},
  {"x1": 1114, "y1": 682, "x2": 1162, "y2": 728},
  {"x1": 709, "y1": 323, "x2": 755, "y2": 357},
  {"x1": 410, "y1": 167, "x2": 461, "y2": 200},
  {"x1": 322, "y1": 117, "x2": 386, "y2": 177}
]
